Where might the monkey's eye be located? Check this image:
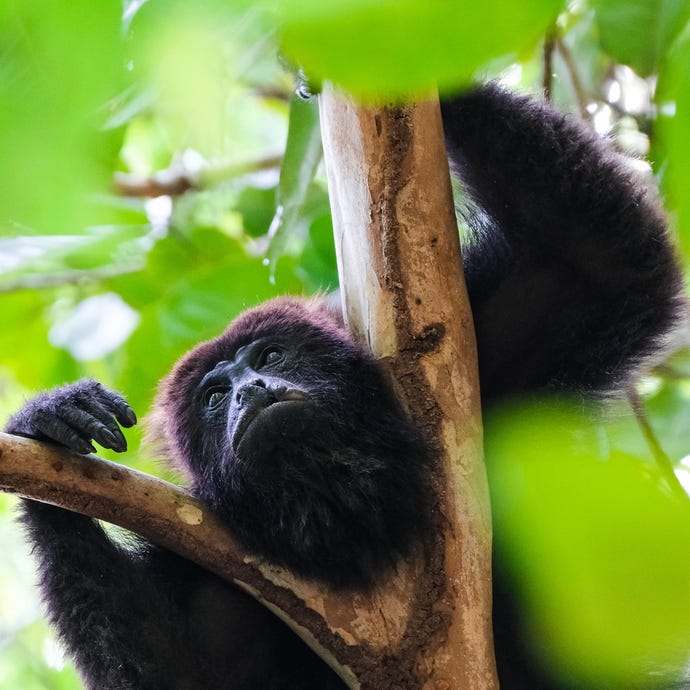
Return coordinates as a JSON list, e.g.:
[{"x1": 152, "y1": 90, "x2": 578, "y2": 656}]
[
  {"x1": 204, "y1": 387, "x2": 230, "y2": 409},
  {"x1": 257, "y1": 346, "x2": 285, "y2": 369}
]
